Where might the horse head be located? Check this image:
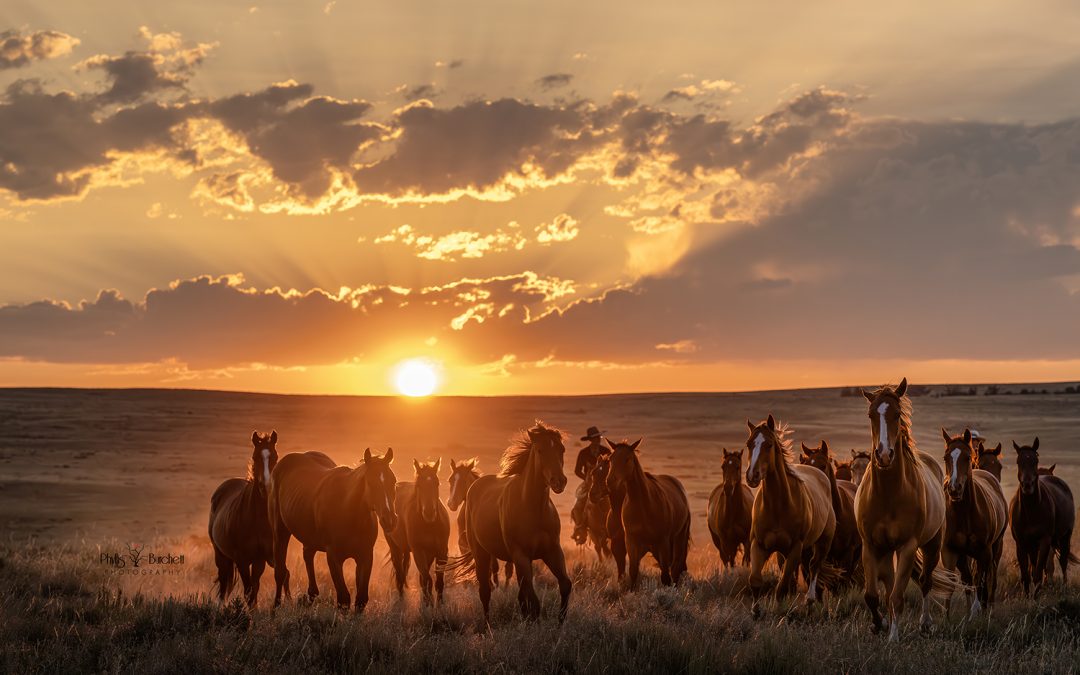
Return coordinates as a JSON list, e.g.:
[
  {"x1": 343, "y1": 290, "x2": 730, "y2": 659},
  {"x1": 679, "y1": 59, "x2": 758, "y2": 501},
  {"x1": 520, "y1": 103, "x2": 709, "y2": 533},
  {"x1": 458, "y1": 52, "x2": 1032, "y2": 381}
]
[
  {"x1": 862, "y1": 377, "x2": 909, "y2": 469},
  {"x1": 941, "y1": 428, "x2": 974, "y2": 501},
  {"x1": 974, "y1": 442, "x2": 1003, "y2": 481},
  {"x1": 412, "y1": 459, "x2": 442, "y2": 523},
  {"x1": 720, "y1": 447, "x2": 743, "y2": 495},
  {"x1": 744, "y1": 414, "x2": 785, "y2": 488},
  {"x1": 589, "y1": 453, "x2": 612, "y2": 503},
  {"x1": 850, "y1": 449, "x2": 871, "y2": 482},
  {"x1": 250, "y1": 430, "x2": 278, "y2": 496},
  {"x1": 834, "y1": 459, "x2": 854, "y2": 482},
  {"x1": 604, "y1": 438, "x2": 642, "y2": 495},
  {"x1": 447, "y1": 457, "x2": 478, "y2": 511},
  {"x1": 1012, "y1": 437, "x2": 1041, "y2": 496},
  {"x1": 529, "y1": 423, "x2": 567, "y2": 493},
  {"x1": 363, "y1": 447, "x2": 398, "y2": 531},
  {"x1": 799, "y1": 440, "x2": 831, "y2": 475}
]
